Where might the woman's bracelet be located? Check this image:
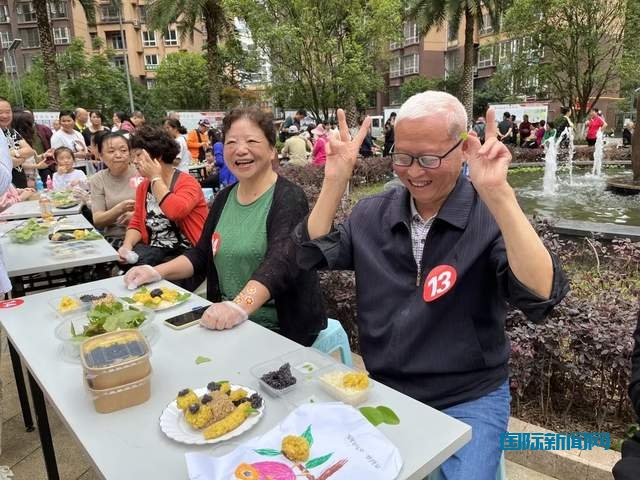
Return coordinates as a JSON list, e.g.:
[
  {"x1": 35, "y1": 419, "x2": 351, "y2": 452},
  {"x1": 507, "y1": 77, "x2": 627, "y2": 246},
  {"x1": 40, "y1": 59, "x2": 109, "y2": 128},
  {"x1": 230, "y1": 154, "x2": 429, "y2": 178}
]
[{"x1": 150, "y1": 176, "x2": 162, "y2": 185}]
